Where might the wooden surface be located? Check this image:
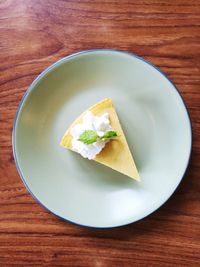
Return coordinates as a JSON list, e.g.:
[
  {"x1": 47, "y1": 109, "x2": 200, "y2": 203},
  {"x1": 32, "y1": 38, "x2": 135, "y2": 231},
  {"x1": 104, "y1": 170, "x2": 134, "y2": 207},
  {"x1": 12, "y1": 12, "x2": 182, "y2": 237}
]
[{"x1": 0, "y1": 0, "x2": 200, "y2": 266}]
